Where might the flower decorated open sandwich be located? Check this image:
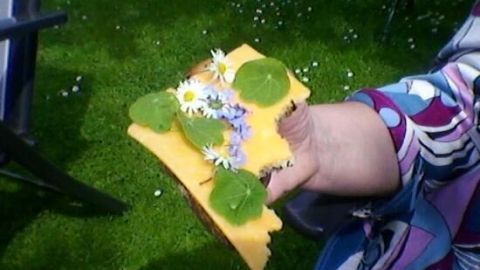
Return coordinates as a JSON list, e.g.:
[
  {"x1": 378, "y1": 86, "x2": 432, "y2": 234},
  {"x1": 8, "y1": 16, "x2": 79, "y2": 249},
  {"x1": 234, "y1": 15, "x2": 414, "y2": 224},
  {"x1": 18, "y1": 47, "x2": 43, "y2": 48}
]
[{"x1": 127, "y1": 44, "x2": 310, "y2": 270}]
